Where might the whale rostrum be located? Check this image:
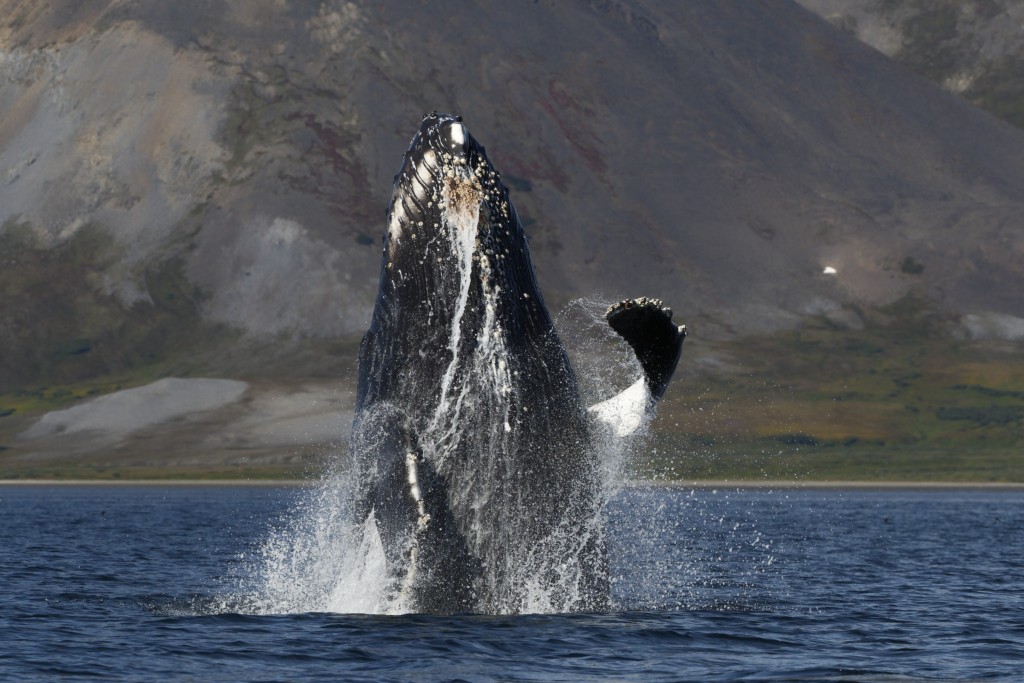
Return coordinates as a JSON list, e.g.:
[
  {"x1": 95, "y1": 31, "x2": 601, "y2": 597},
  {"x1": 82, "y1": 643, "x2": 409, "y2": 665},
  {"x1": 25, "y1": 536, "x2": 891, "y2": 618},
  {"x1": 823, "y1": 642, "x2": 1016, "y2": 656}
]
[{"x1": 351, "y1": 113, "x2": 685, "y2": 613}]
